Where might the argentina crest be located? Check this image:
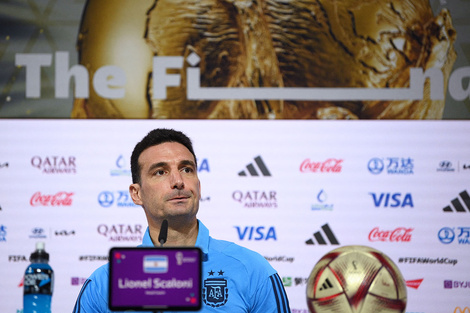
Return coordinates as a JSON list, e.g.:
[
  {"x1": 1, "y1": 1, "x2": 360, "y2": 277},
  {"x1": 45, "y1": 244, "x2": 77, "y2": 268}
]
[{"x1": 203, "y1": 270, "x2": 228, "y2": 307}]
